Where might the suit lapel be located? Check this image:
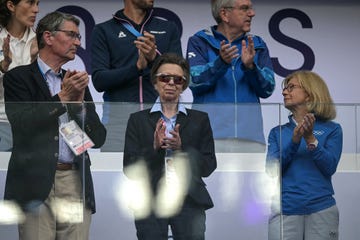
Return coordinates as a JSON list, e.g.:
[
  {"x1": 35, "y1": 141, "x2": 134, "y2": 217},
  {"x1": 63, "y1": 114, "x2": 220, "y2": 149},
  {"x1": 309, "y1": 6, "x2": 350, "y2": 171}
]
[
  {"x1": 176, "y1": 110, "x2": 189, "y2": 131},
  {"x1": 149, "y1": 110, "x2": 161, "y2": 129},
  {"x1": 30, "y1": 60, "x2": 53, "y2": 100},
  {"x1": 148, "y1": 108, "x2": 190, "y2": 130}
]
